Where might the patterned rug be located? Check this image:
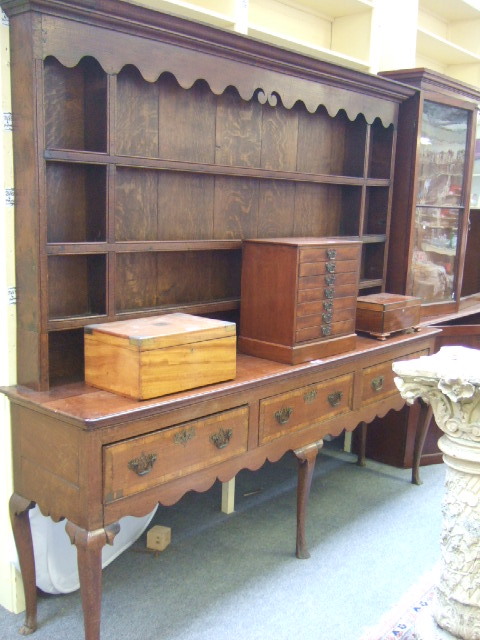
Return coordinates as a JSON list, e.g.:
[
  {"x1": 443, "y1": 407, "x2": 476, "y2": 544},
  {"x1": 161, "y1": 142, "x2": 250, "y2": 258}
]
[{"x1": 359, "y1": 567, "x2": 438, "y2": 640}]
